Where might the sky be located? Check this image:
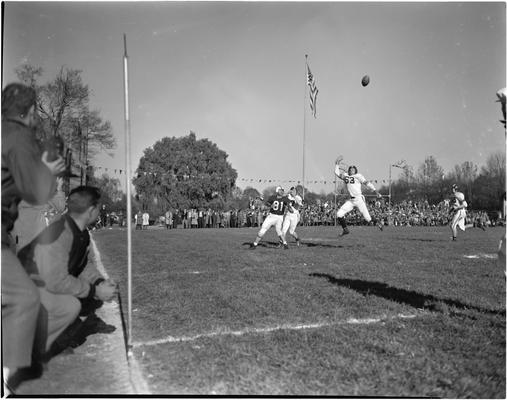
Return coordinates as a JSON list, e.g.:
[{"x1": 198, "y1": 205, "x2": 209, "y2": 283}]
[{"x1": 3, "y1": 1, "x2": 506, "y2": 194}]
